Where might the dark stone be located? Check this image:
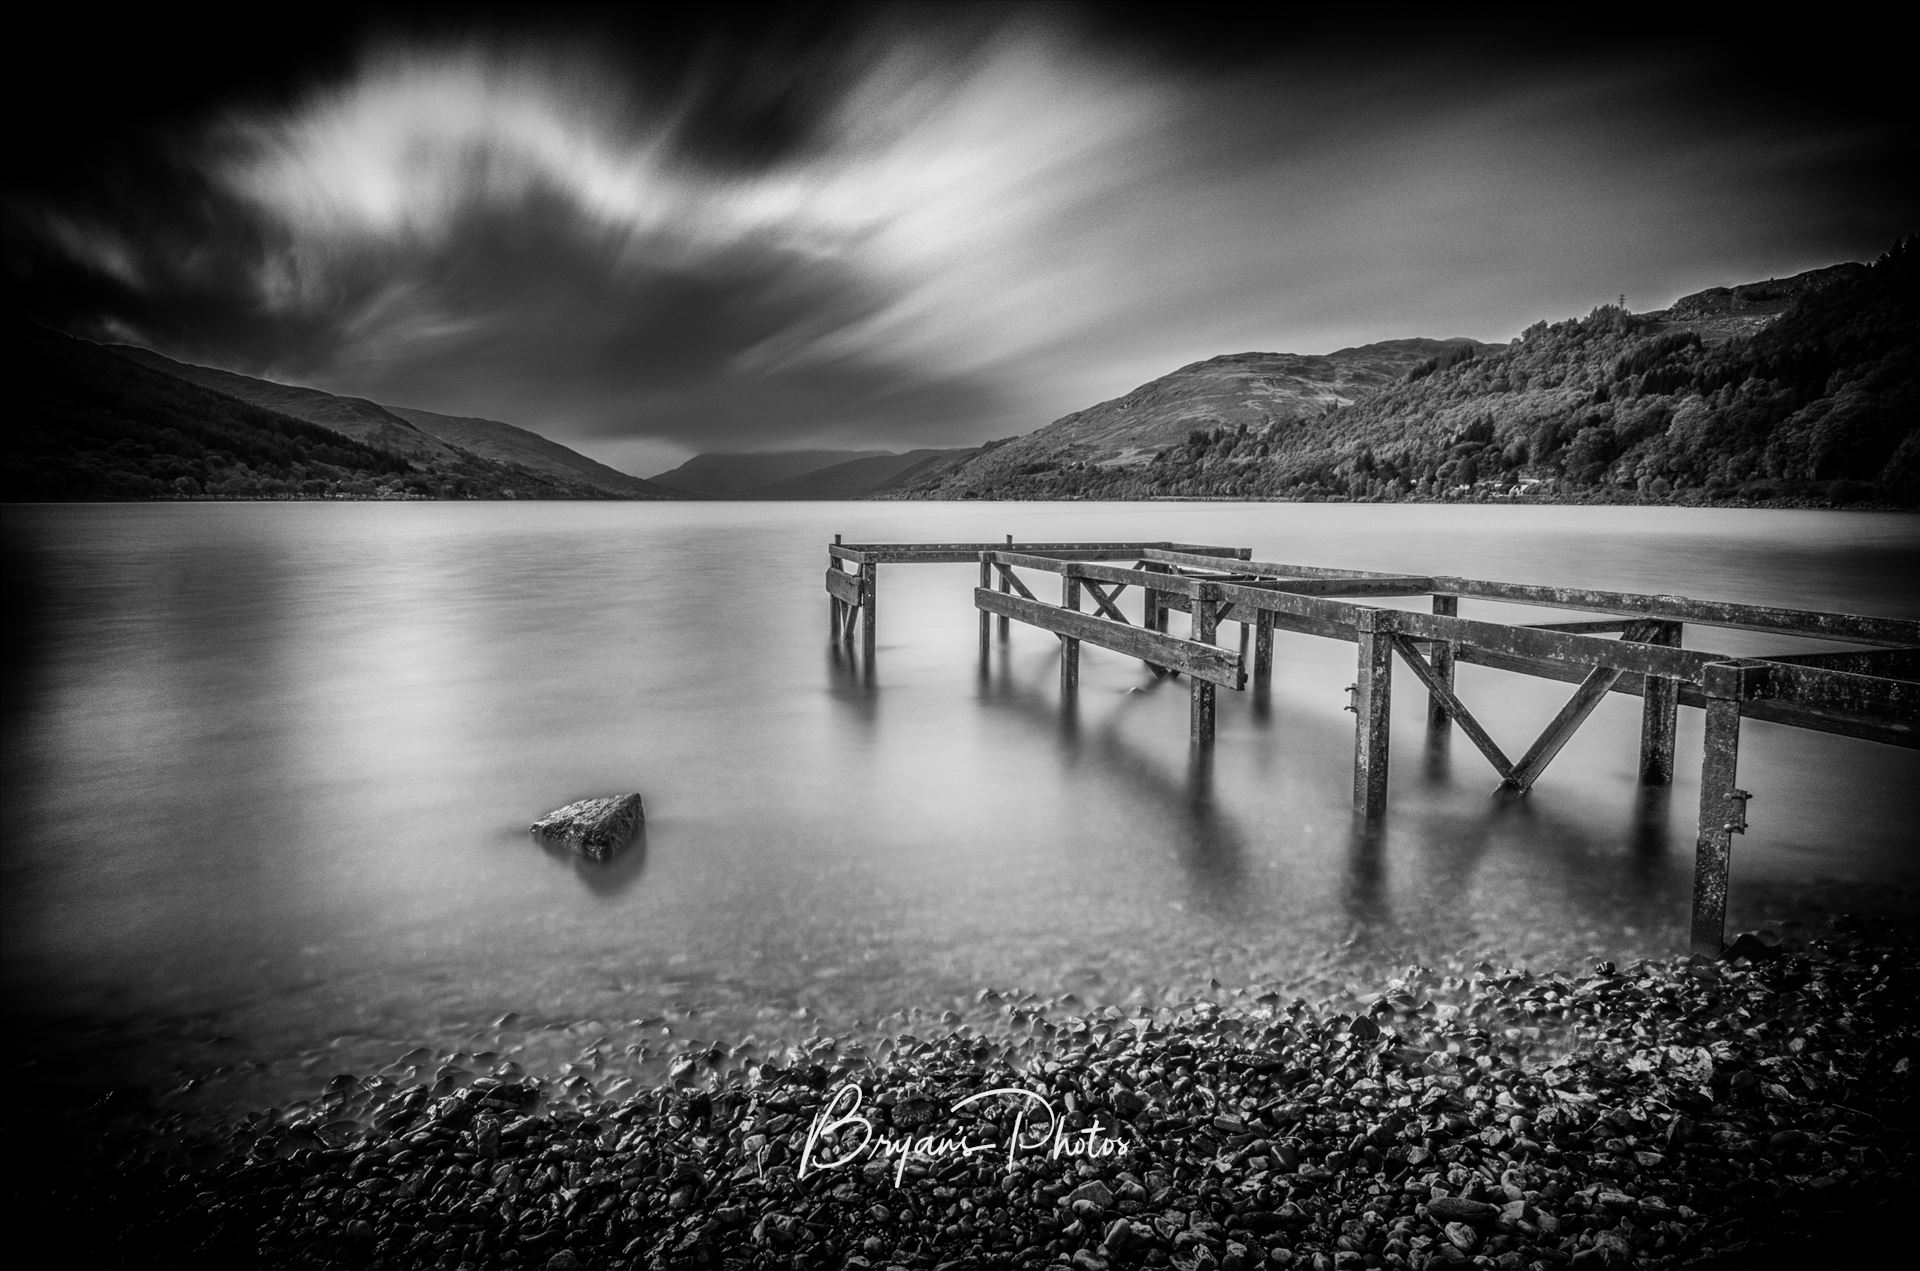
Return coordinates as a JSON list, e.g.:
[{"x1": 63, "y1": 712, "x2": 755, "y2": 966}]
[{"x1": 531, "y1": 794, "x2": 644, "y2": 860}]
